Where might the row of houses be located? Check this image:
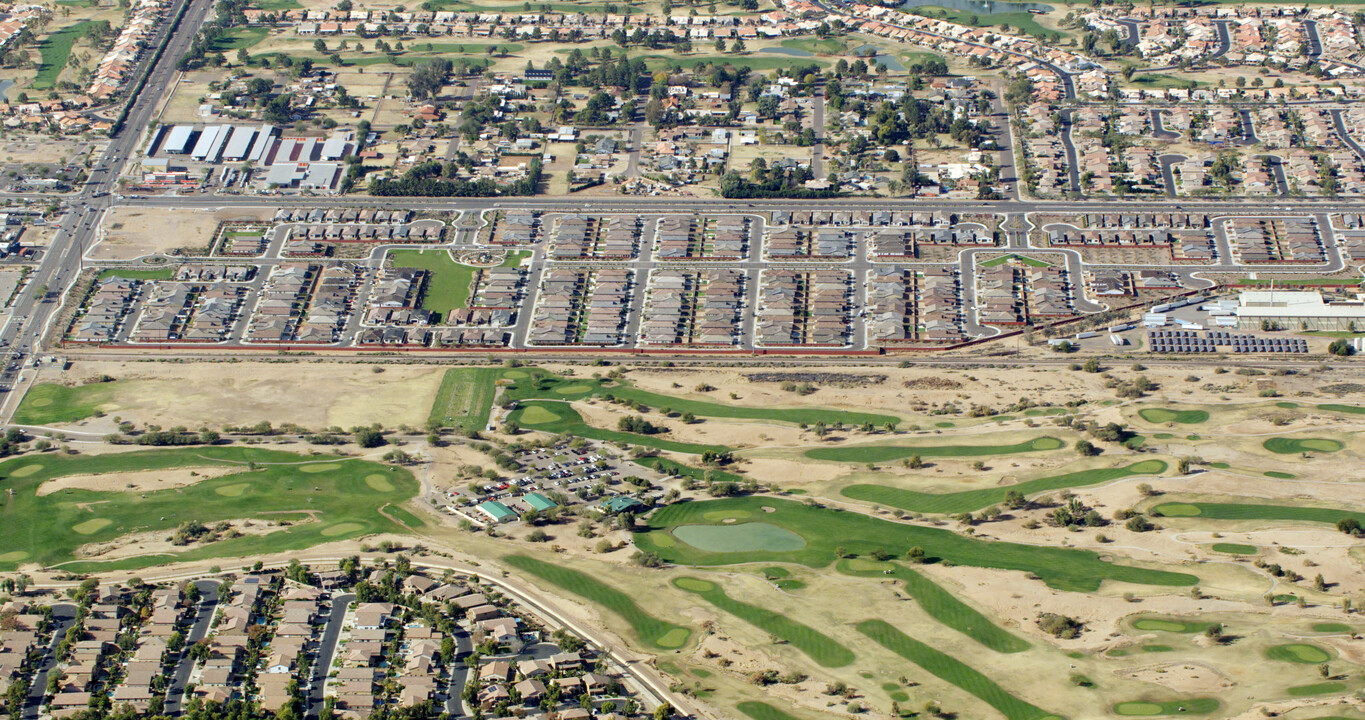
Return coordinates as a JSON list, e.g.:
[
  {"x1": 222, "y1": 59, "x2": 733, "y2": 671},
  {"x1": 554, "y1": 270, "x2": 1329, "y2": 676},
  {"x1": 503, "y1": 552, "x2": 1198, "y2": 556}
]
[
  {"x1": 1226, "y1": 216, "x2": 1323, "y2": 263},
  {"x1": 639, "y1": 268, "x2": 743, "y2": 346},
  {"x1": 69, "y1": 276, "x2": 141, "y2": 343},
  {"x1": 756, "y1": 268, "x2": 850, "y2": 346},
  {"x1": 528, "y1": 269, "x2": 633, "y2": 346},
  {"x1": 550, "y1": 215, "x2": 640, "y2": 261},
  {"x1": 89, "y1": 0, "x2": 167, "y2": 99},
  {"x1": 653, "y1": 215, "x2": 747, "y2": 261}
]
